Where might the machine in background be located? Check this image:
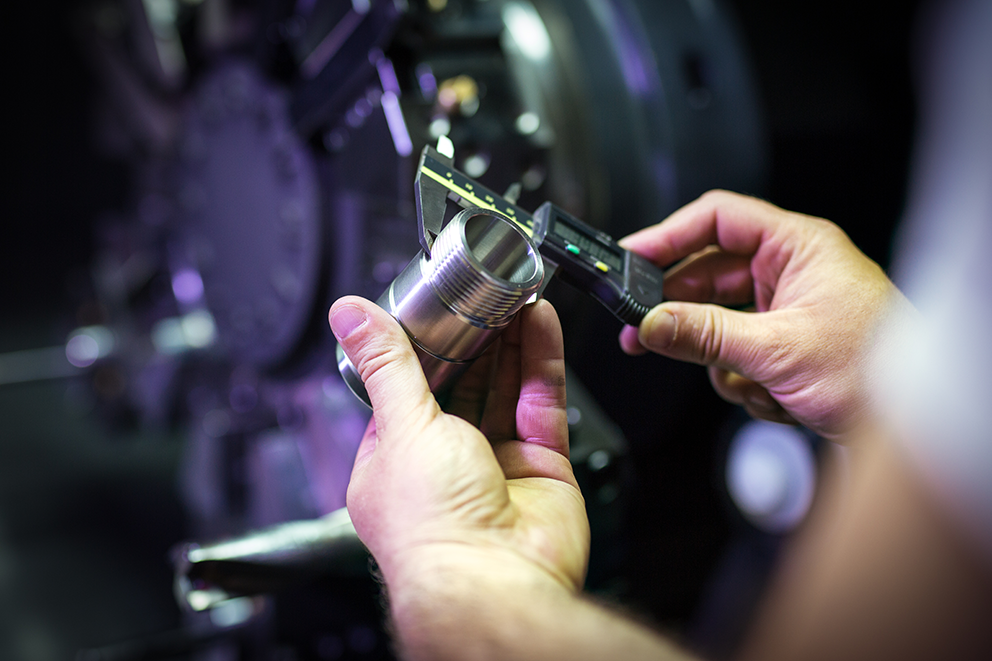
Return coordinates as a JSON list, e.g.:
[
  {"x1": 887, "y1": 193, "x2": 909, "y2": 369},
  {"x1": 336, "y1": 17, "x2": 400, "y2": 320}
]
[{"x1": 27, "y1": 0, "x2": 773, "y2": 658}]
